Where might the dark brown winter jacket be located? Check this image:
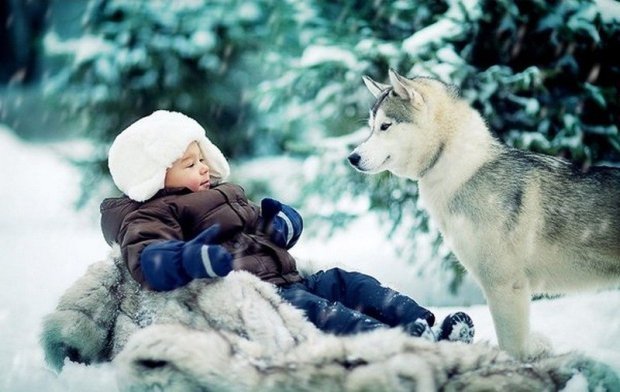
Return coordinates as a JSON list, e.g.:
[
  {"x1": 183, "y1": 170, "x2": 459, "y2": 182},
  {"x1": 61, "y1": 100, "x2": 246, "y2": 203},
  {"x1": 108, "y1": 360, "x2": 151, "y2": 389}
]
[{"x1": 100, "y1": 182, "x2": 302, "y2": 288}]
